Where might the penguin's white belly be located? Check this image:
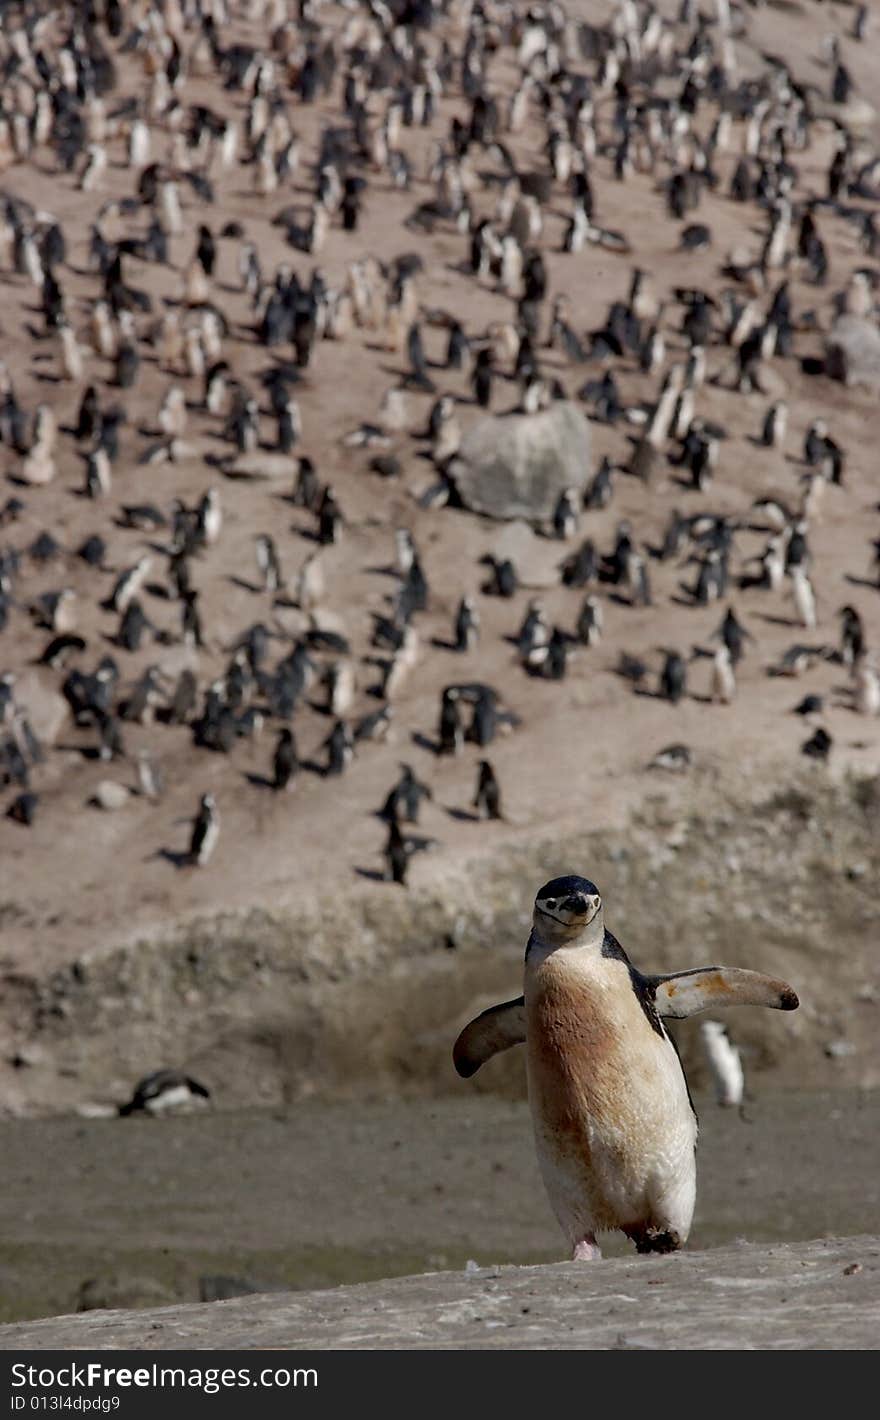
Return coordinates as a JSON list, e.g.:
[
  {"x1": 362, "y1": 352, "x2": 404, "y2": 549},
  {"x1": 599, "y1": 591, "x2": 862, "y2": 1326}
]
[
  {"x1": 146, "y1": 1085, "x2": 192, "y2": 1114},
  {"x1": 526, "y1": 956, "x2": 697, "y2": 1244},
  {"x1": 196, "y1": 821, "x2": 219, "y2": 863}
]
